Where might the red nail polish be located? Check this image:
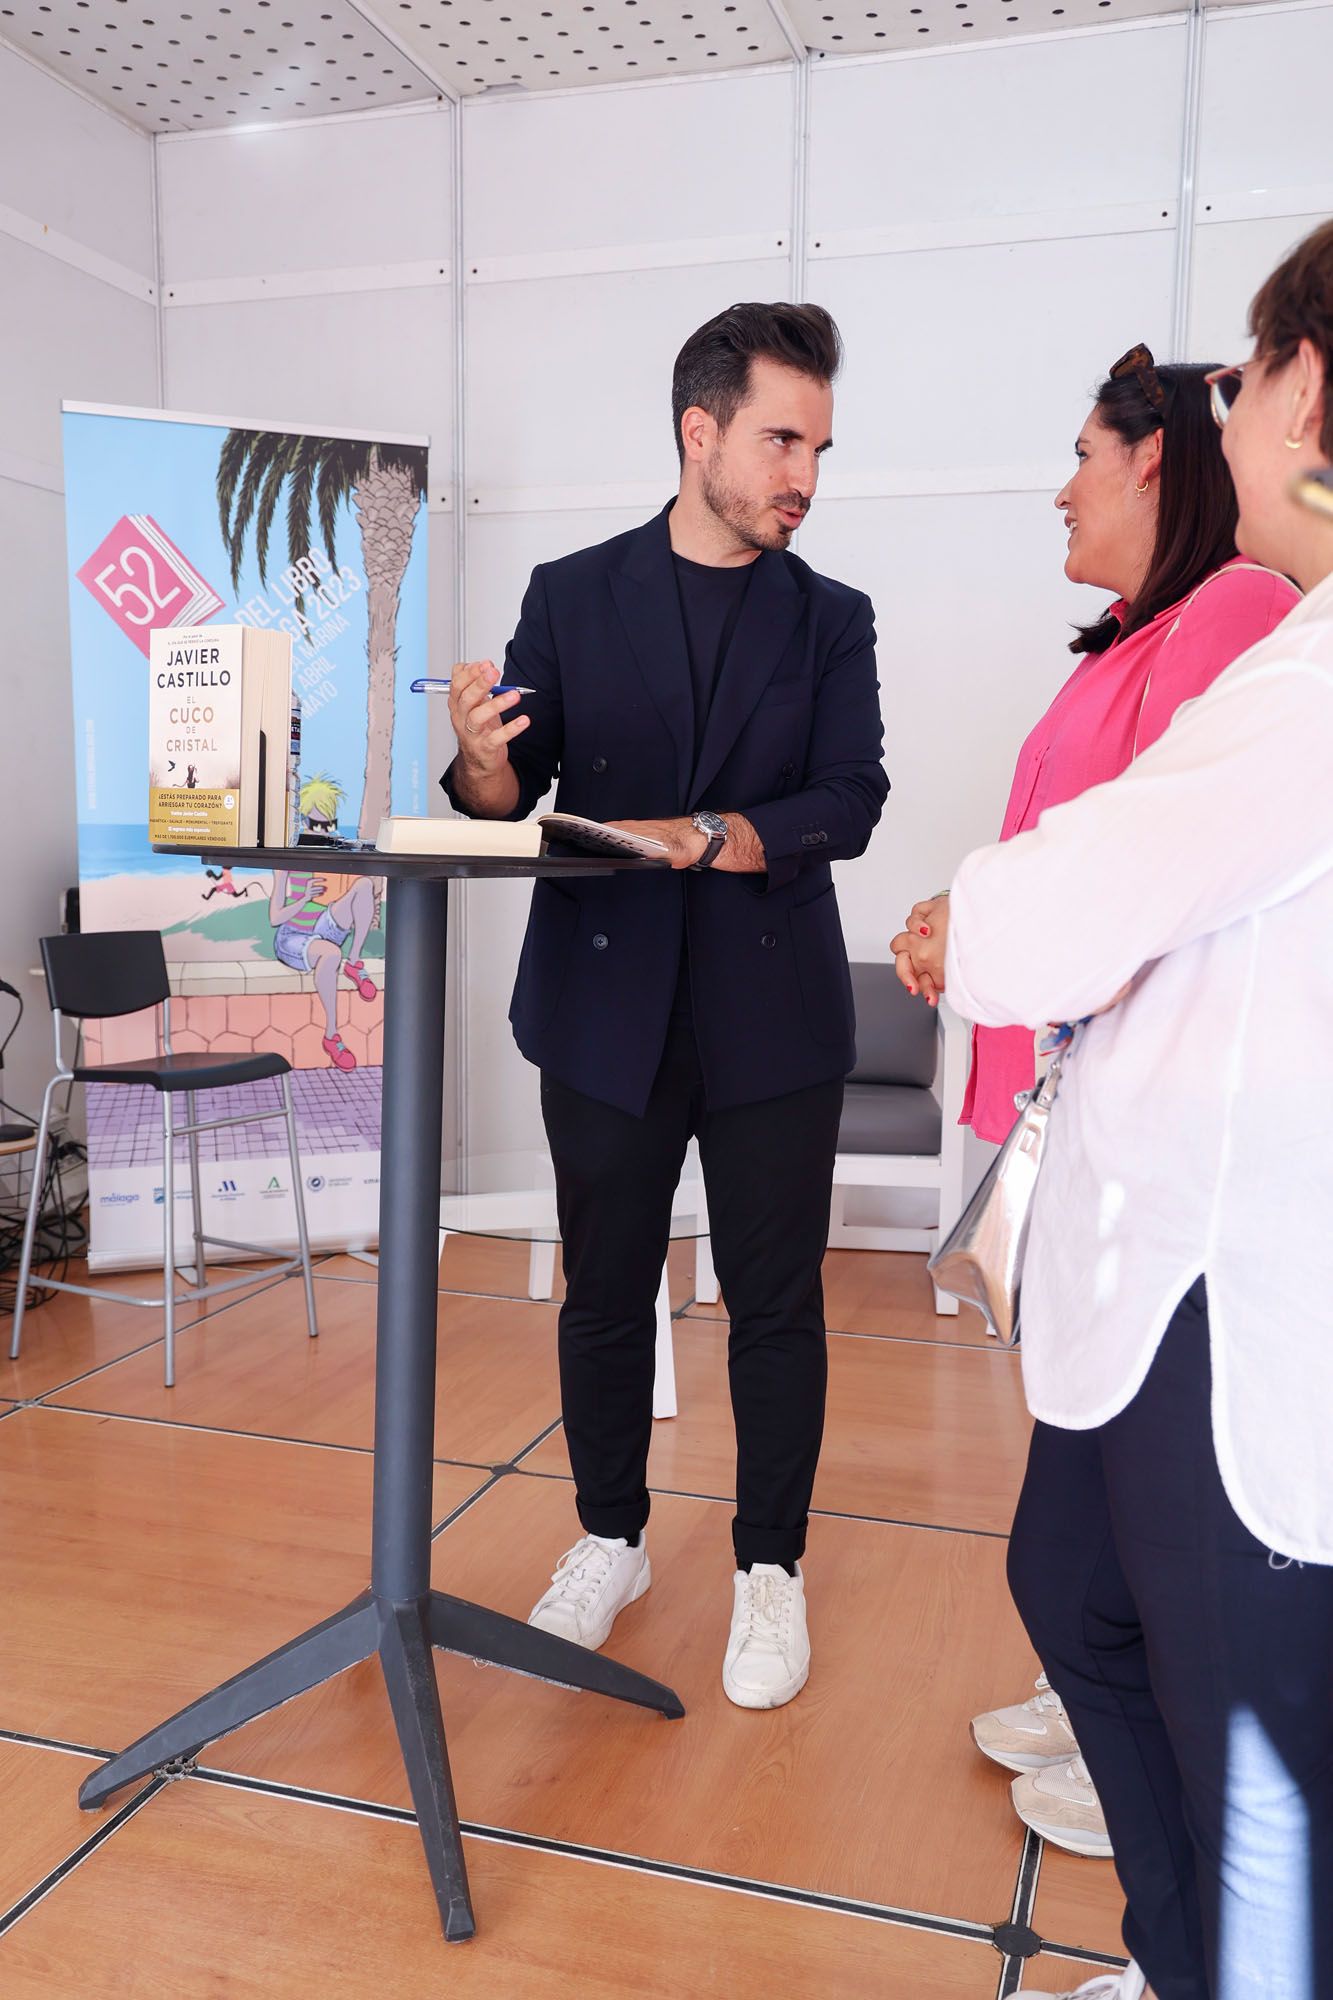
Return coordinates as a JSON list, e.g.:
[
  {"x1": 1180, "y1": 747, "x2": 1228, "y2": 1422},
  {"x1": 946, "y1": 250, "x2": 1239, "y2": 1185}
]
[{"x1": 919, "y1": 925, "x2": 930, "y2": 936}]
